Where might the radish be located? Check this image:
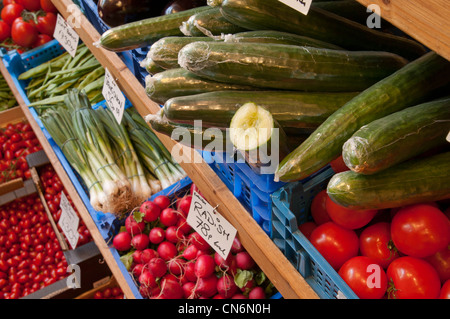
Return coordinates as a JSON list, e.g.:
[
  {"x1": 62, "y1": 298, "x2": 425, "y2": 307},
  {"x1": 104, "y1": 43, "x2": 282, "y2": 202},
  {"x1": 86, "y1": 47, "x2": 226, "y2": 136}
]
[
  {"x1": 177, "y1": 195, "x2": 192, "y2": 217},
  {"x1": 125, "y1": 214, "x2": 145, "y2": 235},
  {"x1": 132, "y1": 263, "x2": 144, "y2": 277},
  {"x1": 184, "y1": 261, "x2": 197, "y2": 282},
  {"x1": 190, "y1": 183, "x2": 200, "y2": 195},
  {"x1": 240, "y1": 278, "x2": 255, "y2": 294},
  {"x1": 165, "y1": 225, "x2": 184, "y2": 243},
  {"x1": 157, "y1": 241, "x2": 177, "y2": 261},
  {"x1": 213, "y1": 294, "x2": 225, "y2": 299},
  {"x1": 131, "y1": 233, "x2": 149, "y2": 251},
  {"x1": 231, "y1": 237, "x2": 244, "y2": 254},
  {"x1": 141, "y1": 248, "x2": 158, "y2": 264},
  {"x1": 176, "y1": 216, "x2": 192, "y2": 234},
  {"x1": 248, "y1": 286, "x2": 266, "y2": 299},
  {"x1": 214, "y1": 252, "x2": 235, "y2": 270},
  {"x1": 194, "y1": 254, "x2": 215, "y2": 278},
  {"x1": 236, "y1": 251, "x2": 255, "y2": 270},
  {"x1": 113, "y1": 231, "x2": 132, "y2": 251},
  {"x1": 217, "y1": 274, "x2": 238, "y2": 298},
  {"x1": 195, "y1": 274, "x2": 218, "y2": 298},
  {"x1": 231, "y1": 293, "x2": 247, "y2": 299},
  {"x1": 182, "y1": 282, "x2": 196, "y2": 299},
  {"x1": 148, "y1": 257, "x2": 167, "y2": 278},
  {"x1": 160, "y1": 208, "x2": 179, "y2": 227},
  {"x1": 160, "y1": 277, "x2": 184, "y2": 299},
  {"x1": 182, "y1": 244, "x2": 198, "y2": 260},
  {"x1": 149, "y1": 227, "x2": 165, "y2": 244},
  {"x1": 188, "y1": 232, "x2": 211, "y2": 251},
  {"x1": 168, "y1": 258, "x2": 186, "y2": 276},
  {"x1": 132, "y1": 250, "x2": 143, "y2": 264},
  {"x1": 140, "y1": 200, "x2": 161, "y2": 222},
  {"x1": 153, "y1": 195, "x2": 171, "y2": 210},
  {"x1": 139, "y1": 270, "x2": 157, "y2": 289}
]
